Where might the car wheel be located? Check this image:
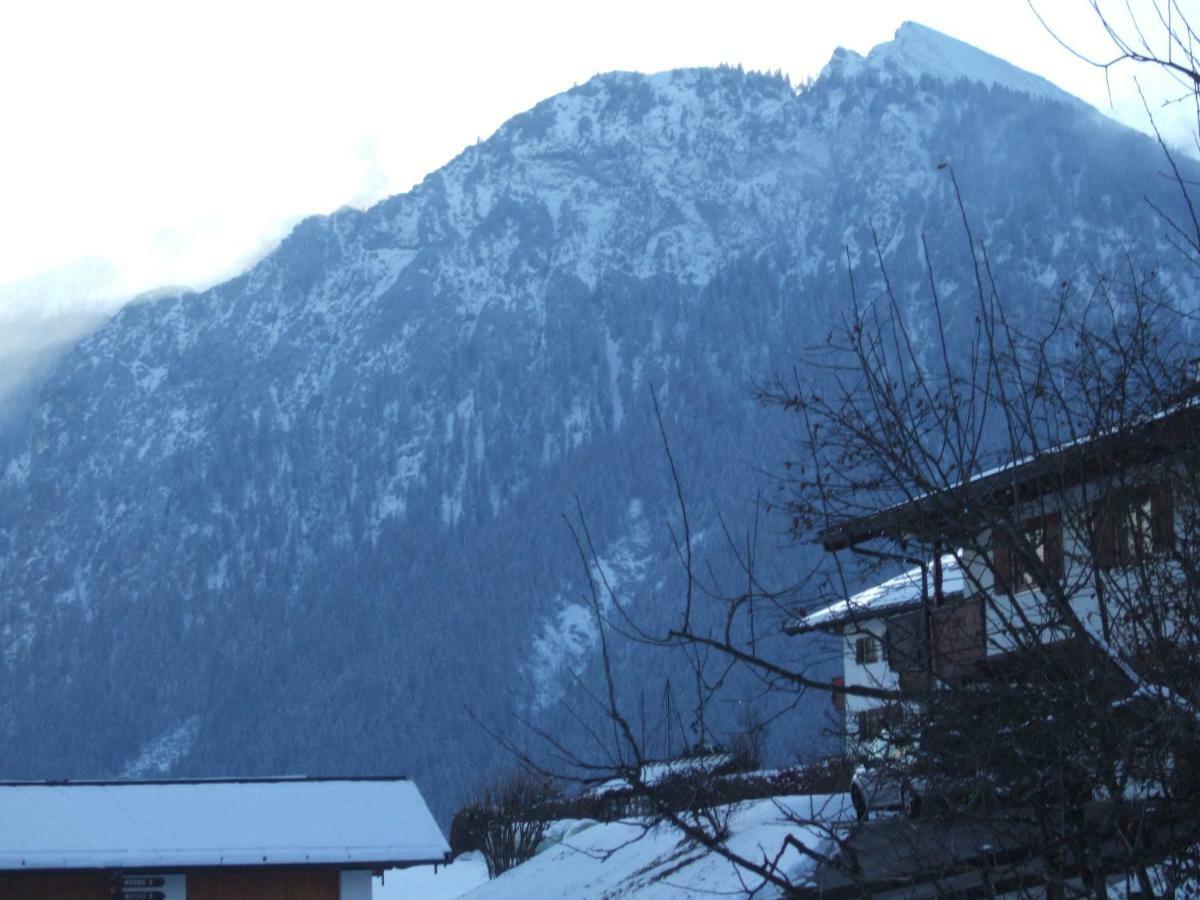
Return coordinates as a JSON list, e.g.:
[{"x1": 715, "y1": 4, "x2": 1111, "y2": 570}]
[
  {"x1": 901, "y1": 781, "x2": 922, "y2": 818},
  {"x1": 851, "y1": 785, "x2": 868, "y2": 822}
]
